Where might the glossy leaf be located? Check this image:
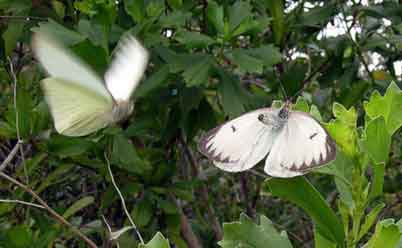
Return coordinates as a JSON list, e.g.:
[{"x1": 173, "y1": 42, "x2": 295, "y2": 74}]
[
  {"x1": 264, "y1": 177, "x2": 344, "y2": 245},
  {"x1": 364, "y1": 82, "x2": 402, "y2": 135},
  {"x1": 218, "y1": 213, "x2": 293, "y2": 248}
]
